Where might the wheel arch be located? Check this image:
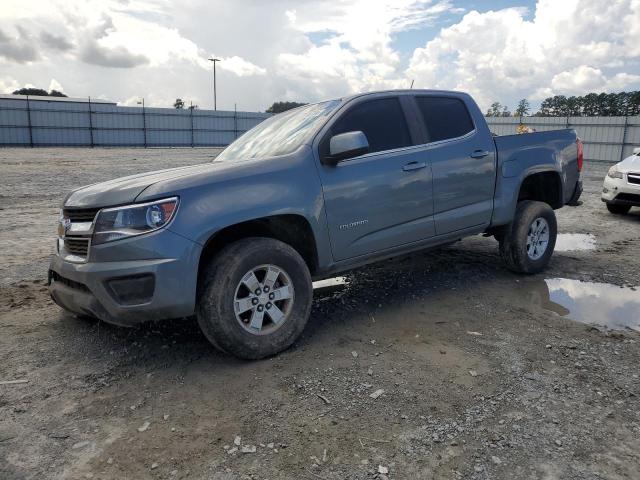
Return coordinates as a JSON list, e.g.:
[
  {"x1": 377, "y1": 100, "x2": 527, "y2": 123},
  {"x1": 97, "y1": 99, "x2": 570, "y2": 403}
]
[
  {"x1": 197, "y1": 214, "x2": 319, "y2": 291},
  {"x1": 517, "y1": 170, "x2": 563, "y2": 209}
]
